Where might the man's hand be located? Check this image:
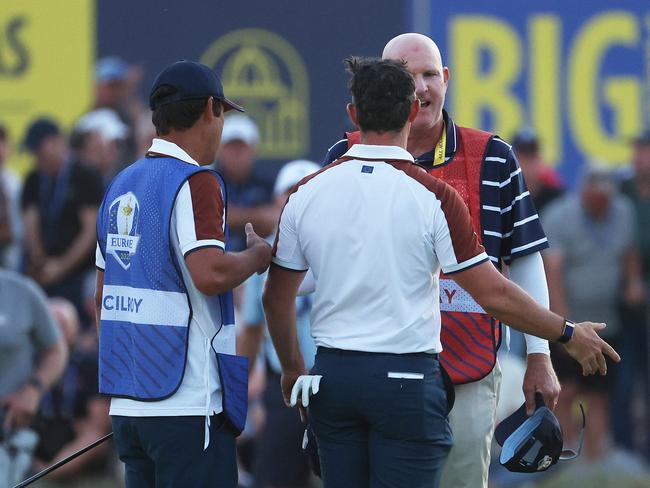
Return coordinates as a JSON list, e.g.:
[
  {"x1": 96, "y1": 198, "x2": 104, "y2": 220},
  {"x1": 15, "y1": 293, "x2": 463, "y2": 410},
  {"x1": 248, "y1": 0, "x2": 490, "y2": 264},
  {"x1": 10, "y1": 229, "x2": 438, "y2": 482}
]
[
  {"x1": 0, "y1": 383, "x2": 41, "y2": 431},
  {"x1": 523, "y1": 354, "x2": 561, "y2": 415},
  {"x1": 283, "y1": 373, "x2": 321, "y2": 424},
  {"x1": 563, "y1": 322, "x2": 621, "y2": 376},
  {"x1": 245, "y1": 222, "x2": 272, "y2": 274},
  {"x1": 290, "y1": 375, "x2": 322, "y2": 408},
  {"x1": 280, "y1": 369, "x2": 305, "y2": 407}
]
